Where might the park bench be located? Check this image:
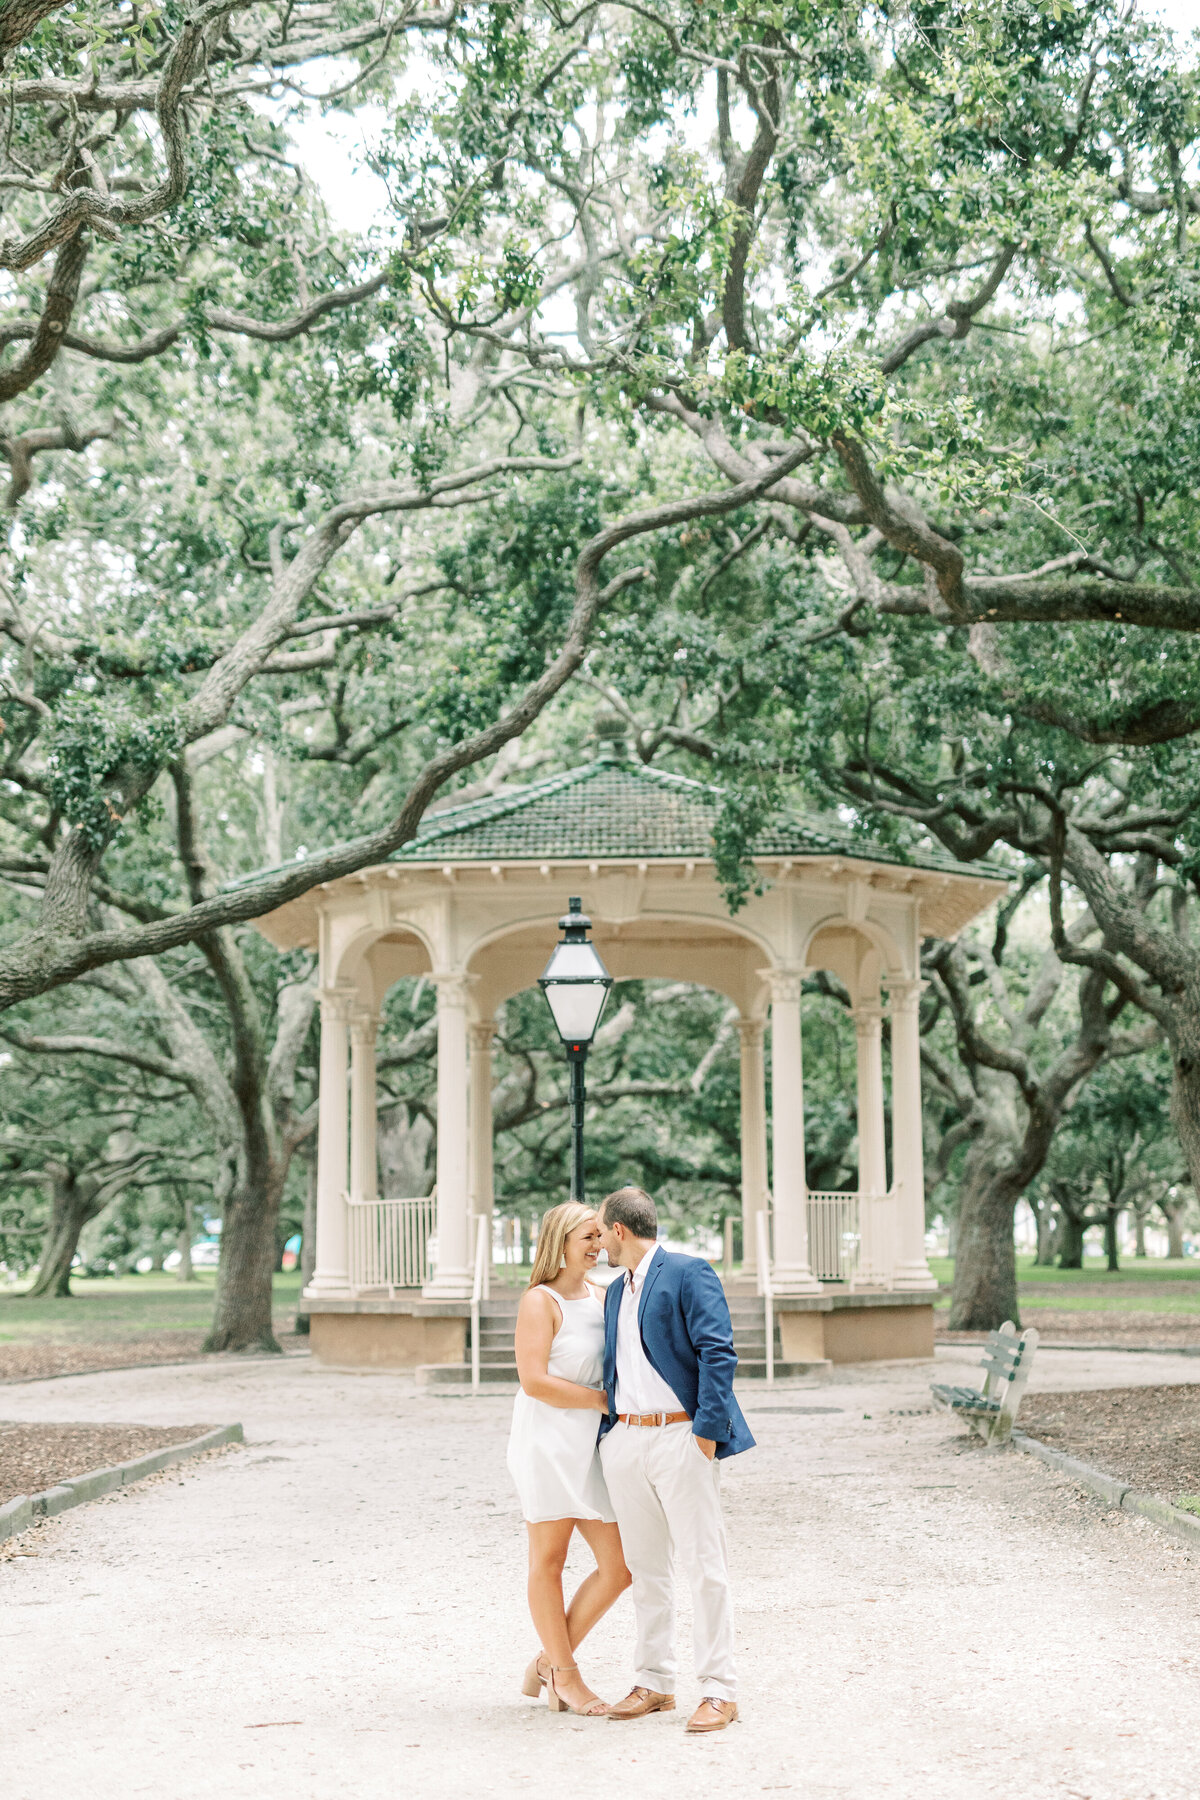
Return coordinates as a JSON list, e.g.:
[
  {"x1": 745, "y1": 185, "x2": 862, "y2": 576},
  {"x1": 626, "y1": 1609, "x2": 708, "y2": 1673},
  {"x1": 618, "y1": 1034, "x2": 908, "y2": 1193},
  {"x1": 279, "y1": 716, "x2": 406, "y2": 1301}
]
[{"x1": 931, "y1": 1320, "x2": 1039, "y2": 1446}]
